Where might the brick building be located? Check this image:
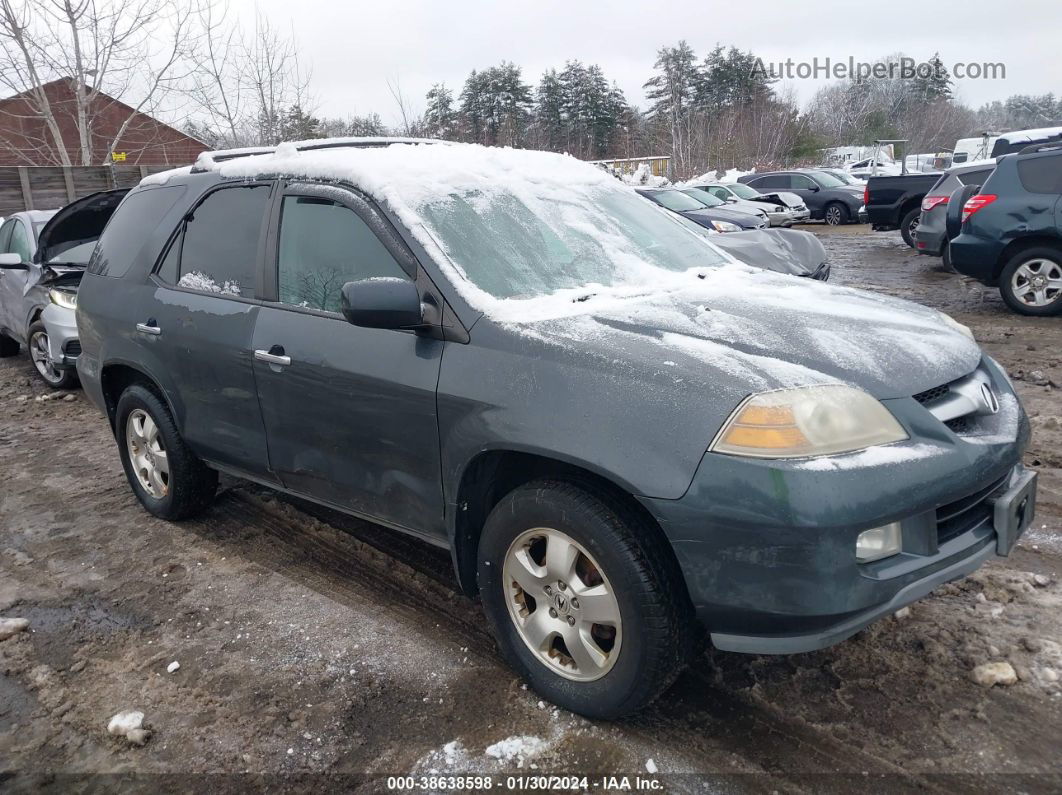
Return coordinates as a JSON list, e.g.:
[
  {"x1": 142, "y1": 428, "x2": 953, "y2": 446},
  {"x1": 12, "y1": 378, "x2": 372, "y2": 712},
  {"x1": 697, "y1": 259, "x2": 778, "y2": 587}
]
[{"x1": 0, "y1": 79, "x2": 208, "y2": 167}]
